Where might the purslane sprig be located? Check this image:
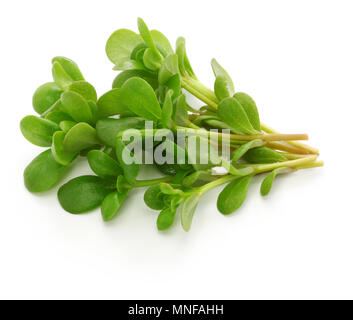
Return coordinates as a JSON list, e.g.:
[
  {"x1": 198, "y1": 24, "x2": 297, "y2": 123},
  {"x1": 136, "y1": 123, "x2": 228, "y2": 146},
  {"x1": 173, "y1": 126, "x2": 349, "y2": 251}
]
[{"x1": 20, "y1": 18, "x2": 323, "y2": 231}]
